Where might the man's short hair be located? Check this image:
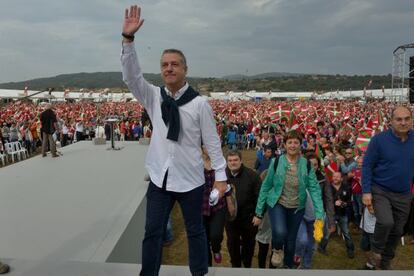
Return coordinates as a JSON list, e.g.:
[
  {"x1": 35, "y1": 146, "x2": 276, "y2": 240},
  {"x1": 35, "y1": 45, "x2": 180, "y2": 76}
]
[
  {"x1": 263, "y1": 146, "x2": 272, "y2": 152},
  {"x1": 162, "y1": 48, "x2": 187, "y2": 68},
  {"x1": 226, "y1": 150, "x2": 242, "y2": 160},
  {"x1": 391, "y1": 105, "x2": 412, "y2": 119}
]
